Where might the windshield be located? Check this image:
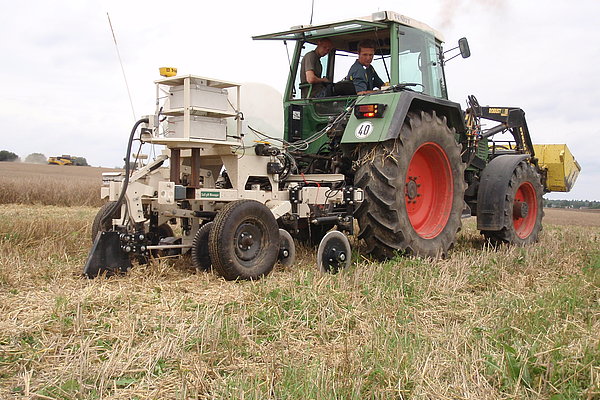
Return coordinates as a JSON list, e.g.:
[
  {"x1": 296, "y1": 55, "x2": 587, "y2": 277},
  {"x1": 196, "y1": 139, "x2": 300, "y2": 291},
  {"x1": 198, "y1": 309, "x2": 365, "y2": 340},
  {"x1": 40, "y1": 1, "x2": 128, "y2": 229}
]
[{"x1": 287, "y1": 25, "x2": 447, "y2": 100}]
